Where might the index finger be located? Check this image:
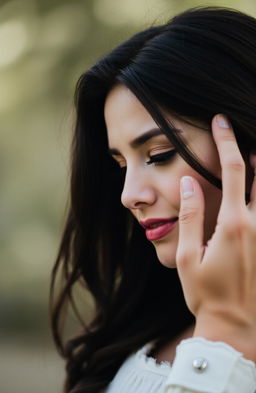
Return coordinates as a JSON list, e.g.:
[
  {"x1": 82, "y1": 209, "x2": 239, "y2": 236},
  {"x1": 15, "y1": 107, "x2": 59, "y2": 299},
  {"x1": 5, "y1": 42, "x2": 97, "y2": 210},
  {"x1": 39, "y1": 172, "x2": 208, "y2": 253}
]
[{"x1": 212, "y1": 114, "x2": 246, "y2": 211}]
